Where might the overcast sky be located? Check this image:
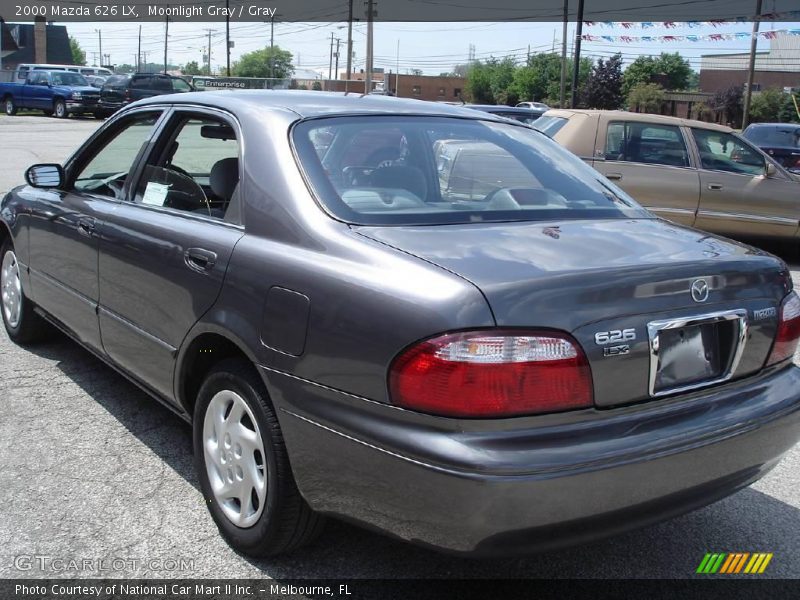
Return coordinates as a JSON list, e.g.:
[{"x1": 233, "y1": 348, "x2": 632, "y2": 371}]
[{"x1": 62, "y1": 20, "x2": 800, "y2": 75}]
